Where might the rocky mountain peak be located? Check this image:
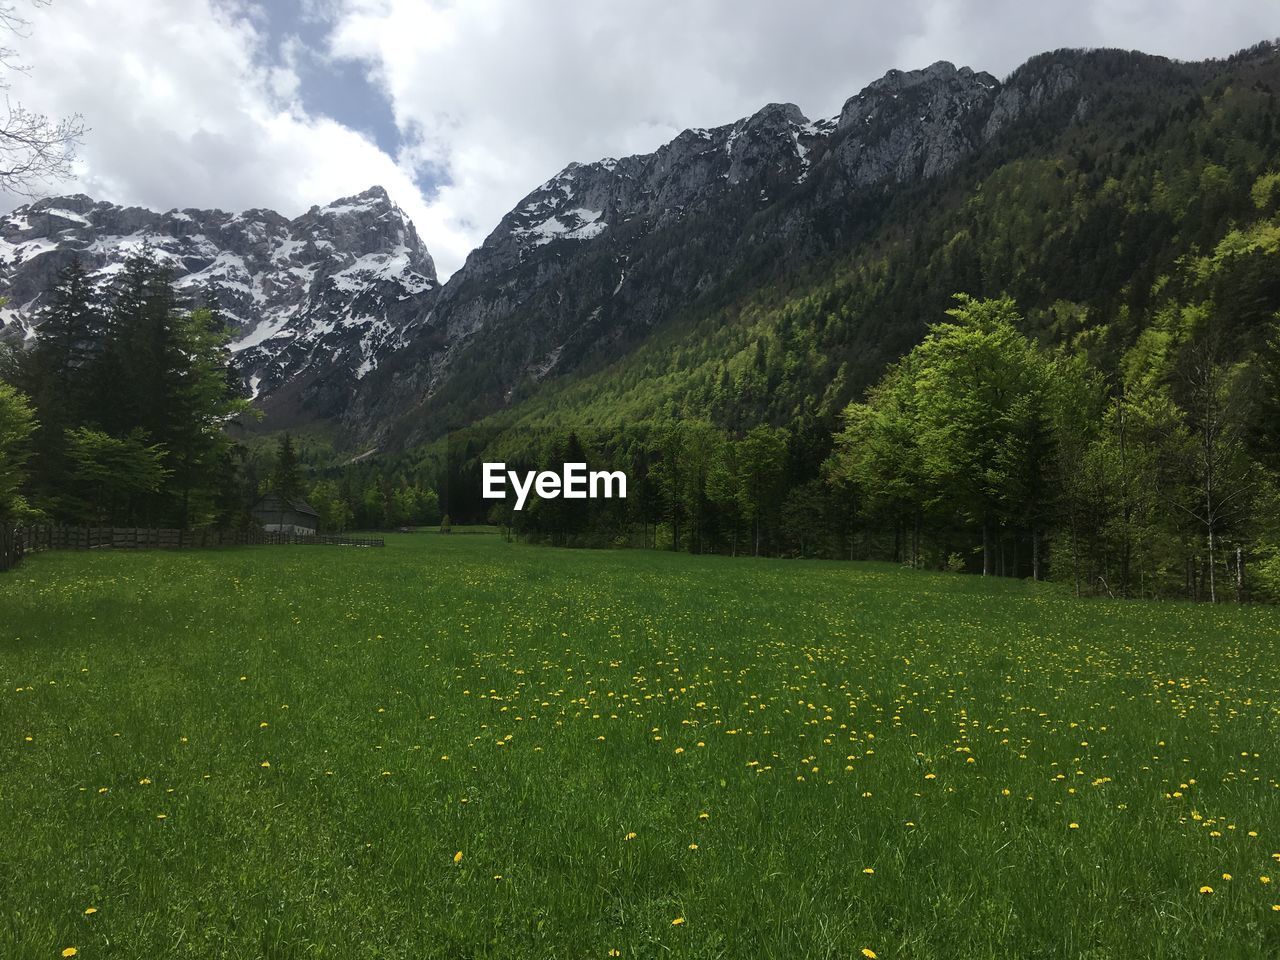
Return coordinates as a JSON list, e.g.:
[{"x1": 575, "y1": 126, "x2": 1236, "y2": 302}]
[
  {"x1": 747, "y1": 101, "x2": 808, "y2": 126},
  {"x1": 838, "y1": 60, "x2": 1000, "y2": 131},
  {"x1": 0, "y1": 187, "x2": 439, "y2": 425}
]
